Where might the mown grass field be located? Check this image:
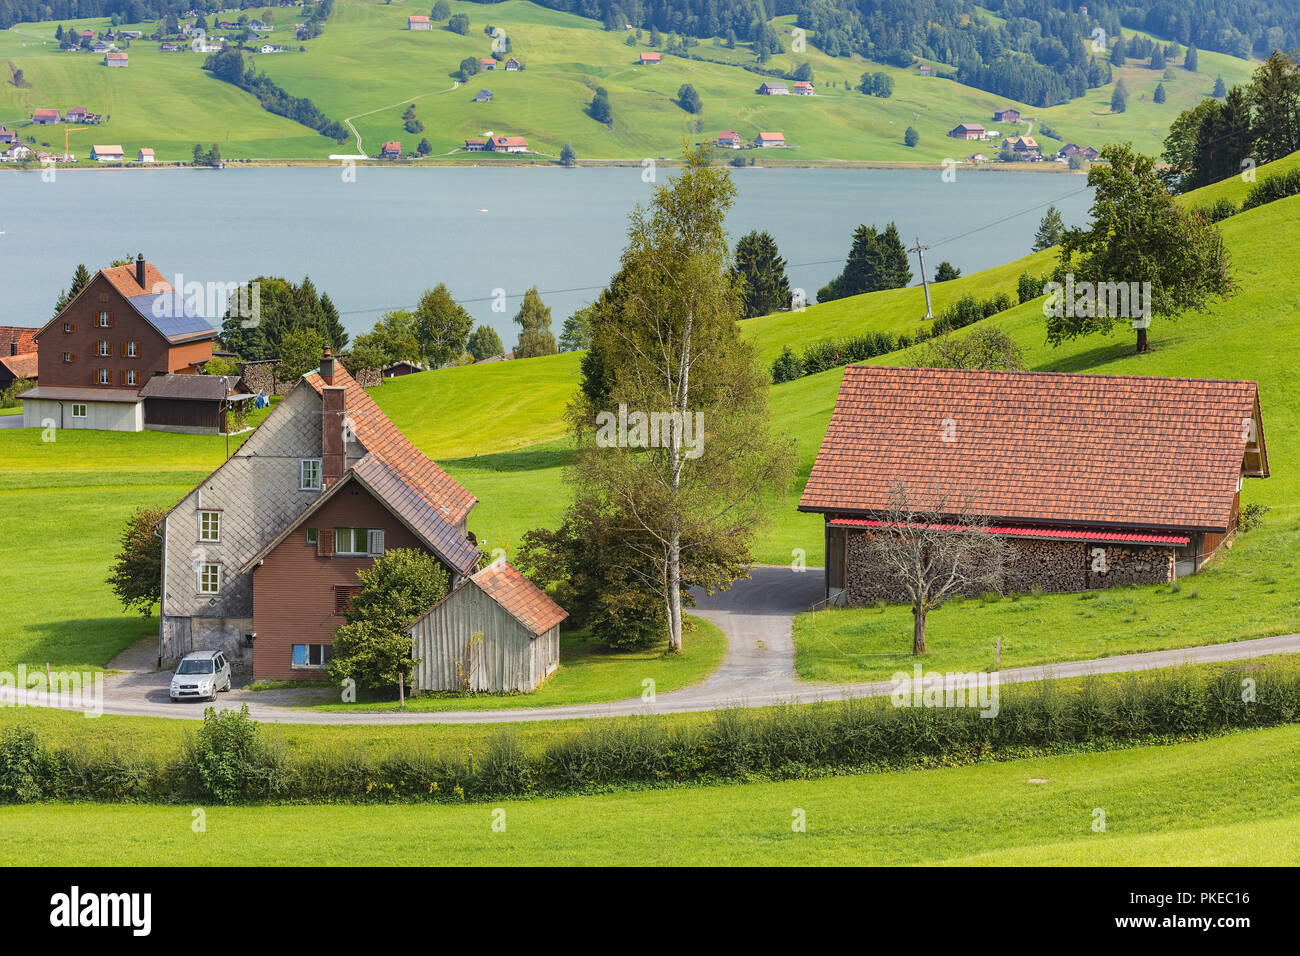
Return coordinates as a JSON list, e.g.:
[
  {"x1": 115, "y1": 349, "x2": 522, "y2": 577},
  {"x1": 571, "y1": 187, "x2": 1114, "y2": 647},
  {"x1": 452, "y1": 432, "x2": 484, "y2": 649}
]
[
  {"x1": 0, "y1": 1, "x2": 1256, "y2": 162},
  {"x1": 0, "y1": 723, "x2": 1295, "y2": 864}
]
